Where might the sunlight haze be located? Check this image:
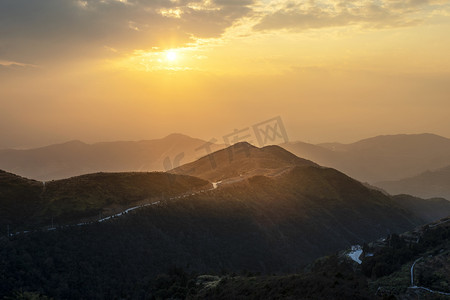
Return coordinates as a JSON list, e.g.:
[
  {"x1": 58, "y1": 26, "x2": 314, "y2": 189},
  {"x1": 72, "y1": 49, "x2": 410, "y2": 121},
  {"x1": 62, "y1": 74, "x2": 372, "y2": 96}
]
[{"x1": 1, "y1": 0, "x2": 450, "y2": 148}]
